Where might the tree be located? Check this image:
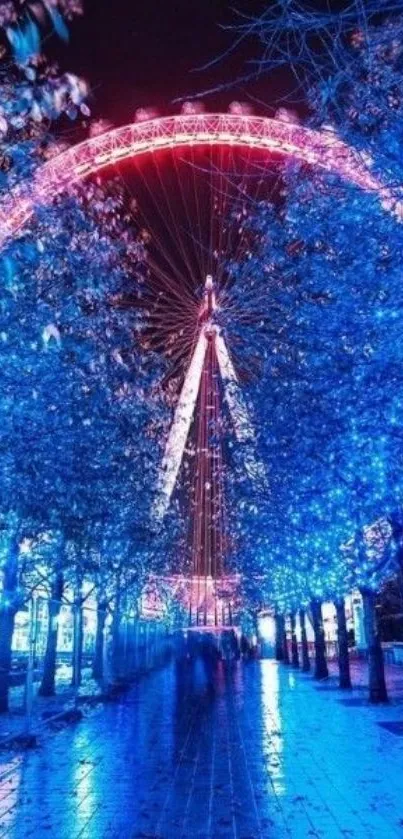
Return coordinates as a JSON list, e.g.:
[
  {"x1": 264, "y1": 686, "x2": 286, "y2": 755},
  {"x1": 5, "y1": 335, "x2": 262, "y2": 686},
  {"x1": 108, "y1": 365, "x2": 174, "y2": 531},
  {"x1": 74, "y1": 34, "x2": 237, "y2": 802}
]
[
  {"x1": 226, "y1": 125, "x2": 403, "y2": 660},
  {"x1": 299, "y1": 608, "x2": 310, "y2": 672},
  {"x1": 334, "y1": 598, "x2": 351, "y2": 690},
  {"x1": 0, "y1": 0, "x2": 89, "y2": 713},
  {"x1": 0, "y1": 3, "x2": 171, "y2": 708},
  {"x1": 290, "y1": 611, "x2": 299, "y2": 667}
]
